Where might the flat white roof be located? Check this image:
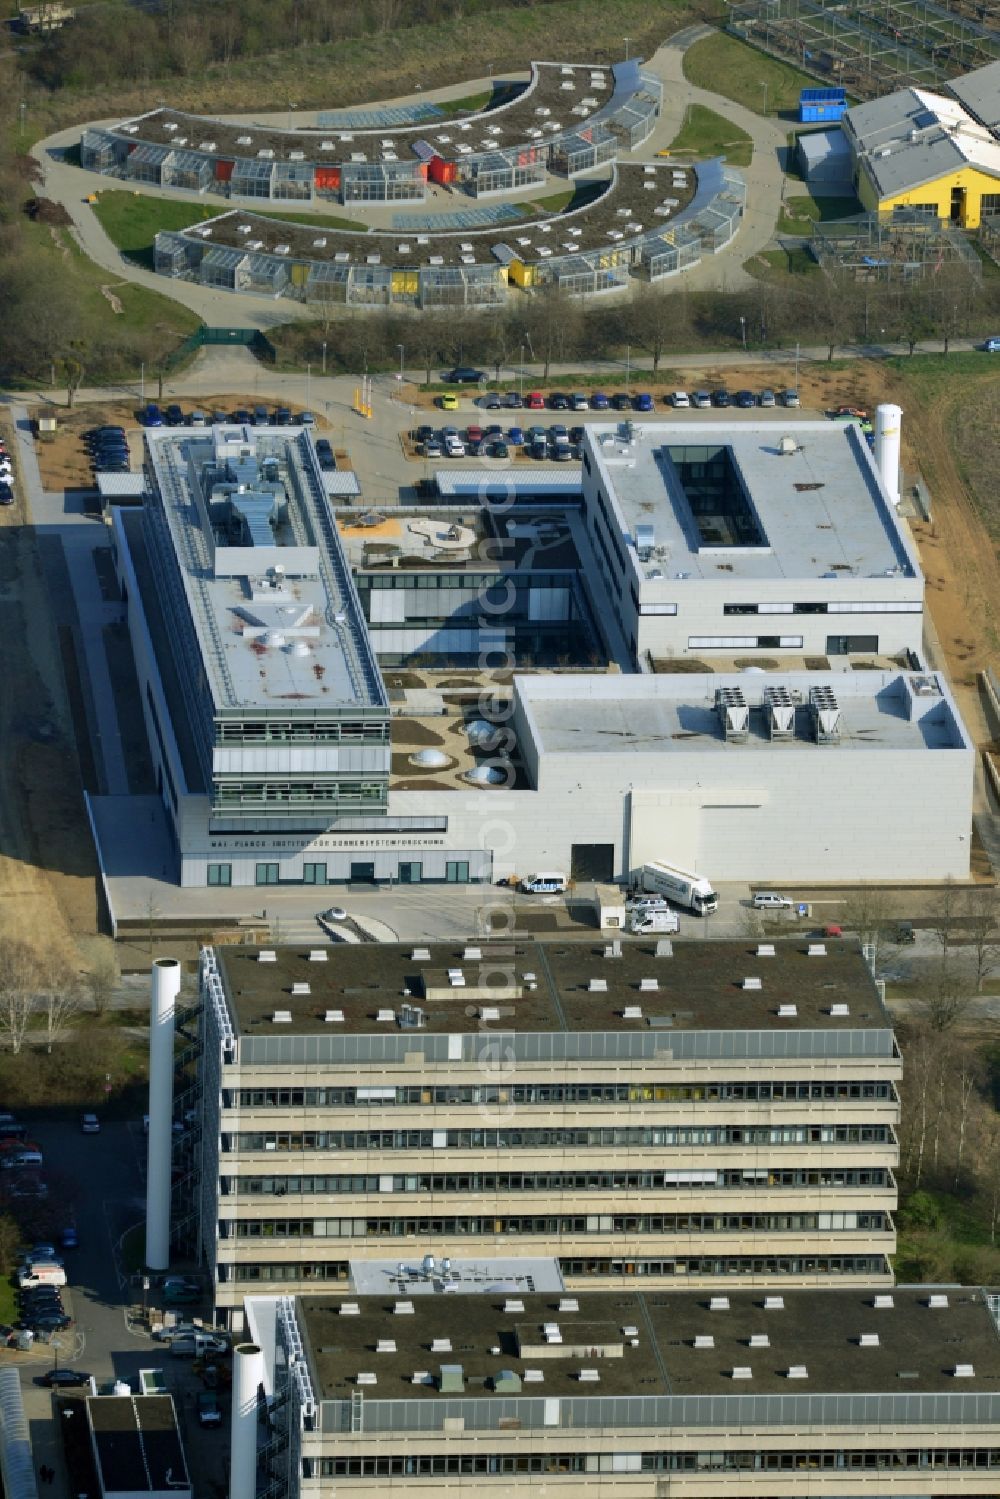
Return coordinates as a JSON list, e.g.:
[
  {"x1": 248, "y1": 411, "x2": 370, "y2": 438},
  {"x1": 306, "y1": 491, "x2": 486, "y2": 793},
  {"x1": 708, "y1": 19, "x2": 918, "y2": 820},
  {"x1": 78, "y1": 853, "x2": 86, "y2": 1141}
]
[
  {"x1": 585, "y1": 420, "x2": 920, "y2": 585},
  {"x1": 517, "y1": 670, "x2": 970, "y2": 757}
]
